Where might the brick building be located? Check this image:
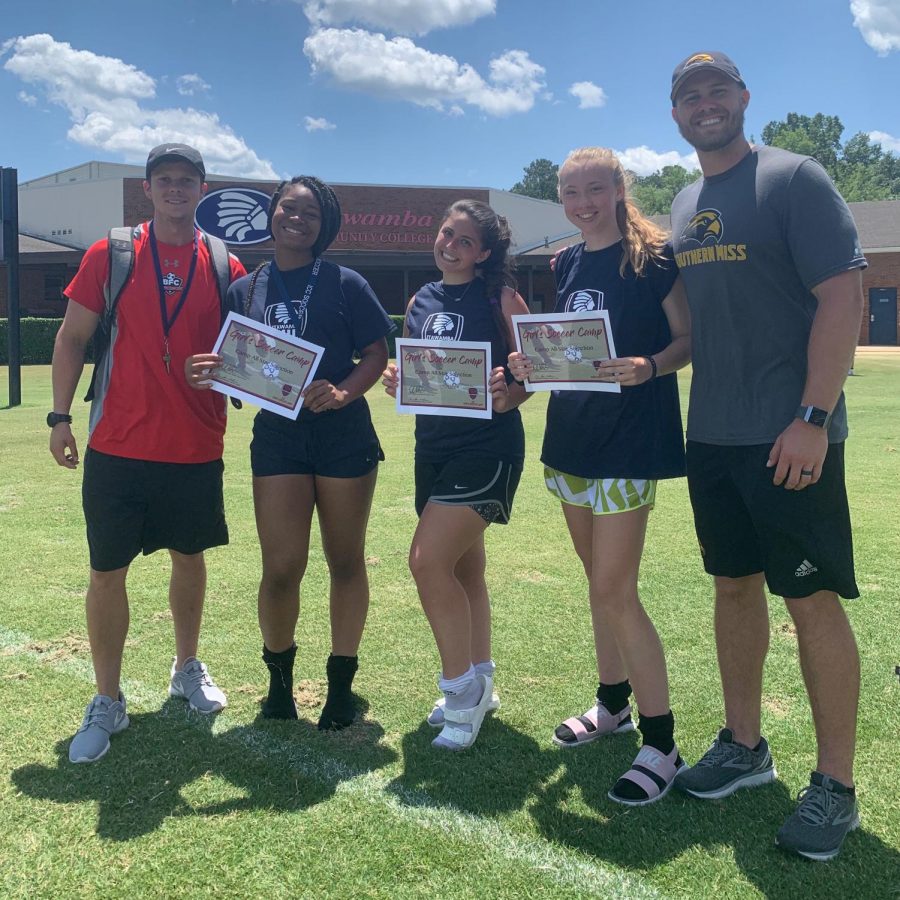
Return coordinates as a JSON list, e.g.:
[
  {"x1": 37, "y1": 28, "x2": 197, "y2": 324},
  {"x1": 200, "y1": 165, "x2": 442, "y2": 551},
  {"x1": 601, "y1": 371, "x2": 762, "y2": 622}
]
[
  {"x1": 3, "y1": 162, "x2": 898, "y2": 344},
  {"x1": 3, "y1": 162, "x2": 571, "y2": 319}
]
